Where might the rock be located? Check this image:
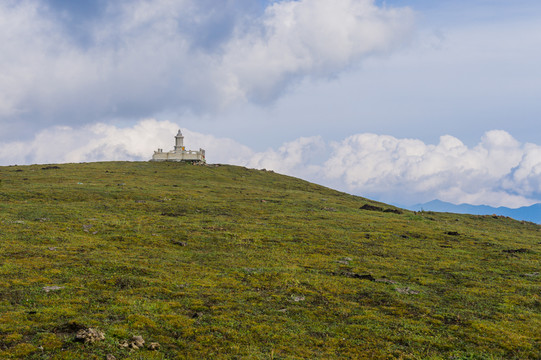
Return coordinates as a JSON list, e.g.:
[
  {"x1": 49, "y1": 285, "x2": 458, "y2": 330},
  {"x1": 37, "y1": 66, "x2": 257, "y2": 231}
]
[
  {"x1": 383, "y1": 208, "x2": 403, "y2": 214},
  {"x1": 43, "y1": 286, "x2": 64, "y2": 293},
  {"x1": 337, "y1": 256, "x2": 353, "y2": 264},
  {"x1": 395, "y1": 287, "x2": 419, "y2": 295},
  {"x1": 148, "y1": 342, "x2": 160, "y2": 351},
  {"x1": 523, "y1": 272, "x2": 539, "y2": 277},
  {"x1": 75, "y1": 328, "x2": 105, "y2": 343},
  {"x1": 445, "y1": 231, "x2": 460, "y2": 236},
  {"x1": 341, "y1": 272, "x2": 375, "y2": 281},
  {"x1": 503, "y1": 248, "x2": 531, "y2": 254},
  {"x1": 106, "y1": 355, "x2": 117, "y2": 360},
  {"x1": 120, "y1": 336, "x2": 145, "y2": 350},
  {"x1": 291, "y1": 295, "x2": 305, "y2": 302},
  {"x1": 375, "y1": 278, "x2": 398, "y2": 284},
  {"x1": 131, "y1": 335, "x2": 144, "y2": 348},
  {"x1": 360, "y1": 204, "x2": 383, "y2": 212},
  {"x1": 172, "y1": 240, "x2": 187, "y2": 246}
]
